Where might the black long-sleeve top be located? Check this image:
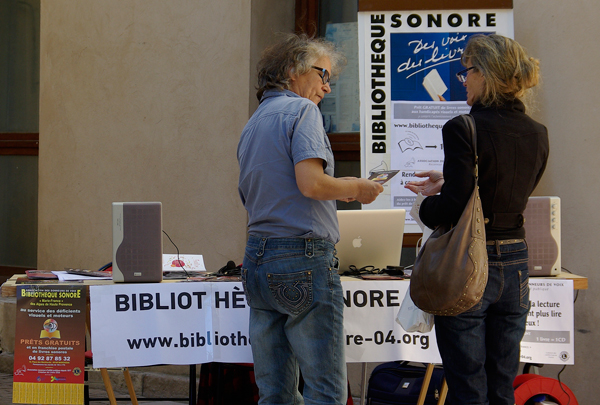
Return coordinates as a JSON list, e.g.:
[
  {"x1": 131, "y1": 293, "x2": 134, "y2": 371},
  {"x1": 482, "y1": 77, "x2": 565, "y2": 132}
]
[{"x1": 419, "y1": 99, "x2": 549, "y2": 240}]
